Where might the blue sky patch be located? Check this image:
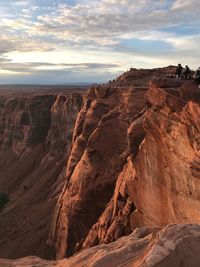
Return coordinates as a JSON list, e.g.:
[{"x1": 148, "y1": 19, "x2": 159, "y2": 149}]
[{"x1": 0, "y1": 0, "x2": 200, "y2": 83}]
